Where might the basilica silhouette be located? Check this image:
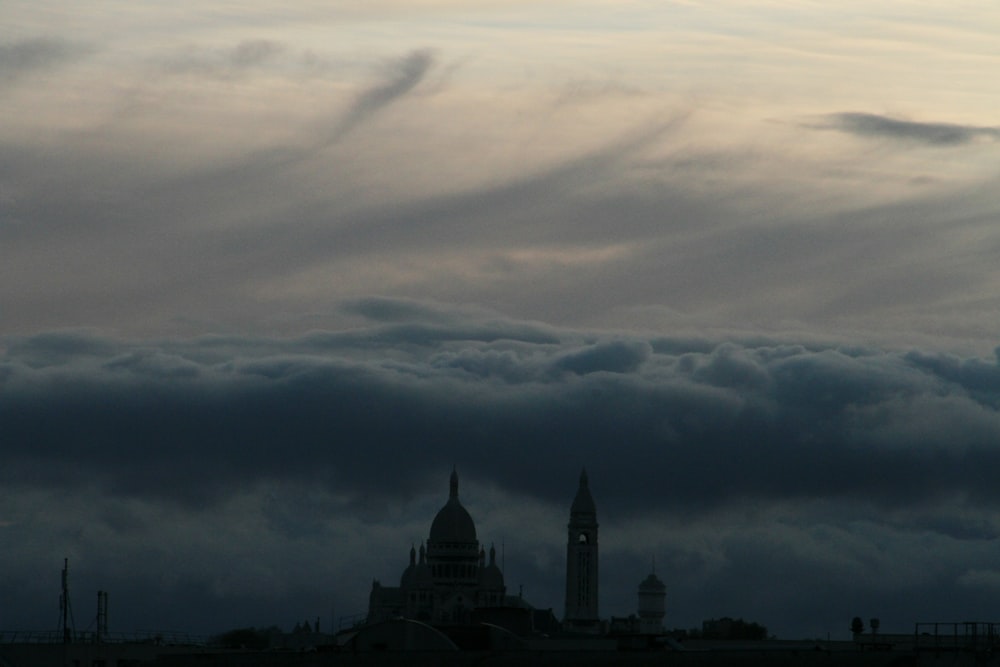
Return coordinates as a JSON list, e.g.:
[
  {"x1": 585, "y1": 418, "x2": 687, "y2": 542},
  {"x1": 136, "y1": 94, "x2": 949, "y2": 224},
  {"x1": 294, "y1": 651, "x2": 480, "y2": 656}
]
[{"x1": 367, "y1": 468, "x2": 611, "y2": 633}]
